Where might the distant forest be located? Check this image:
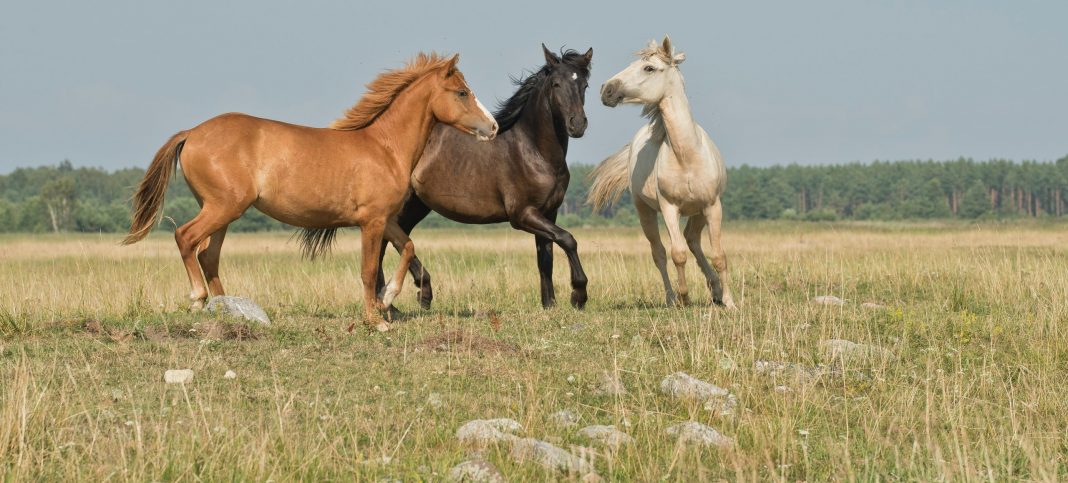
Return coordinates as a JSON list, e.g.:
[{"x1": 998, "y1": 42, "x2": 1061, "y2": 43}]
[{"x1": 1, "y1": 156, "x2": 1067, "y2": 233}]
